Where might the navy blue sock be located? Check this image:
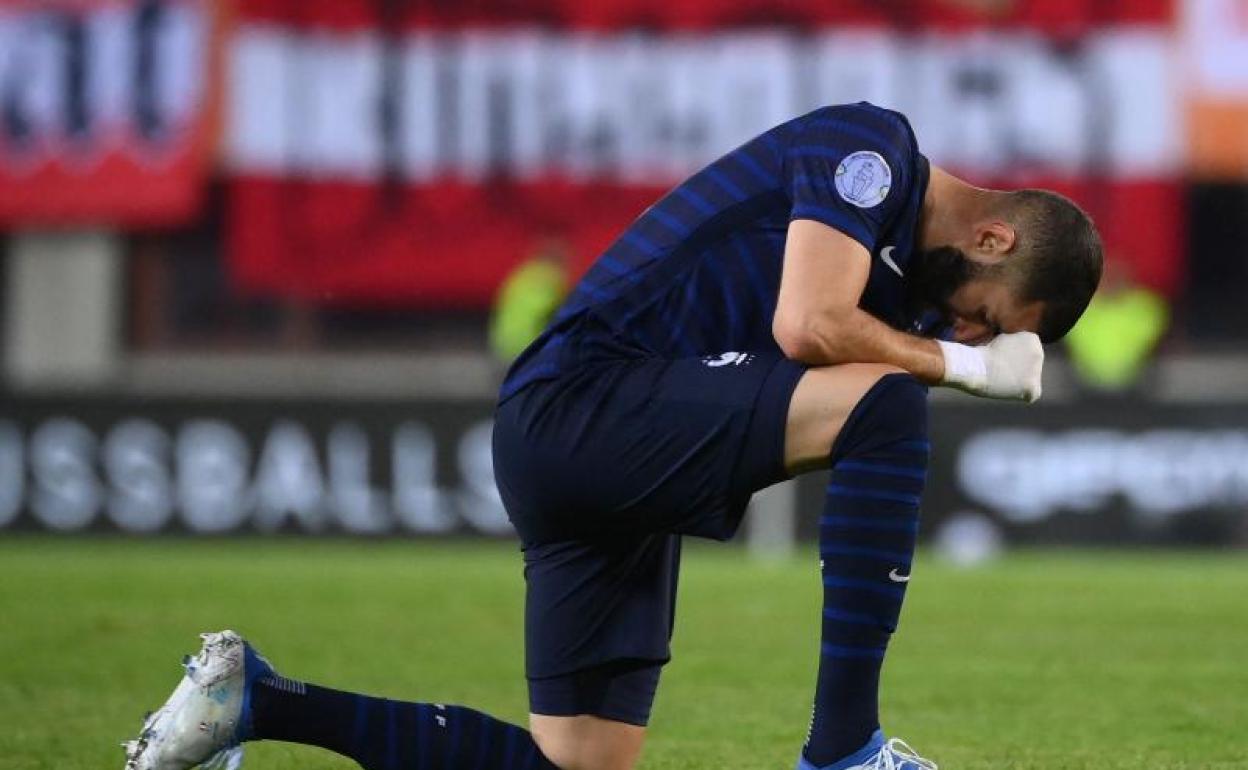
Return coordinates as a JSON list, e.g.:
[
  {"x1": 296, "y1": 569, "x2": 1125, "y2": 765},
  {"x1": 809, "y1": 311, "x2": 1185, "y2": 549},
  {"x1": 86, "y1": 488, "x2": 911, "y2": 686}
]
[
  {"x1": 802, "y1": 374, "x2": 929, "y2": 767},
  {"x1": 251, "y1": 676, "x2": 557, "y2": 770}
]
